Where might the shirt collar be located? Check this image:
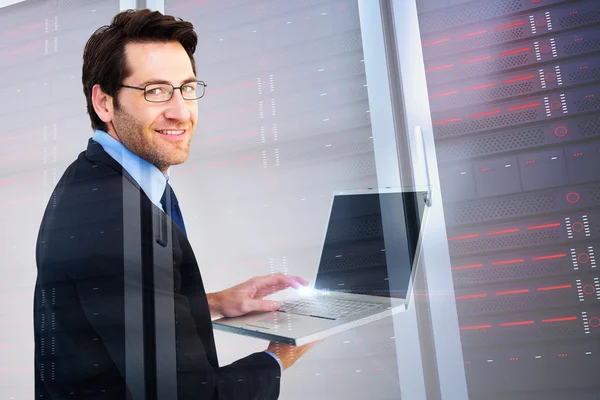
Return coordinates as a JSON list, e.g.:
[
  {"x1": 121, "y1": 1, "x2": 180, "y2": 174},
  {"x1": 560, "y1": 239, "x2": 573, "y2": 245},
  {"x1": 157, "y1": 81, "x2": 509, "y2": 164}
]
[{"x1": 92, "y1": 129, "x2": 168, "y2": 210}]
